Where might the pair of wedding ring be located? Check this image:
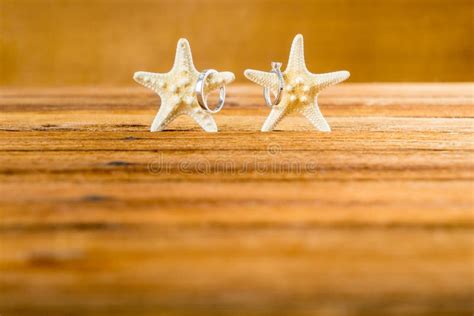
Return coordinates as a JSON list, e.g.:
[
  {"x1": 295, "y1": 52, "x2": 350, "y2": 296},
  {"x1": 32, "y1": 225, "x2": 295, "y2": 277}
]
[
  {"x1": 195, "y1": 69, "x2": 226, "y2": 114},
  {"x1": 196, "y1": 62, "x2": 284, "y2": 113}
]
